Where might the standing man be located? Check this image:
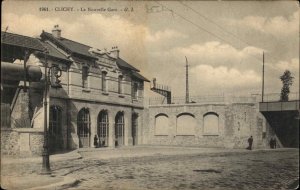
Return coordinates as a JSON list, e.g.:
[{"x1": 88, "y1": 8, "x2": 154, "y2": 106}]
[
  {"x1": 94, "y1": 134, "x2": 98, "y2": 148},
  {"x1": 247, "y1": 136, "x2": 253, "y2": 150}
]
